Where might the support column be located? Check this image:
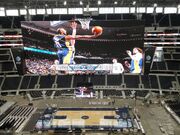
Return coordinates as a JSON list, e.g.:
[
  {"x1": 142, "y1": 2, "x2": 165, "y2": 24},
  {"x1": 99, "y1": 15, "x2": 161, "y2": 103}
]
[
  {"x1": 157, "y1": 75, "x2": 162, "y2": 96},
  {"x1": 16, "y1": 76, "x2": 24, "y2": 95},
  {"x1": 52, "y1": 74, "x2": 58, "y2": 88},
  {"x1": 70, "y1": 75, "x2": 74, "y2": 88}
]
